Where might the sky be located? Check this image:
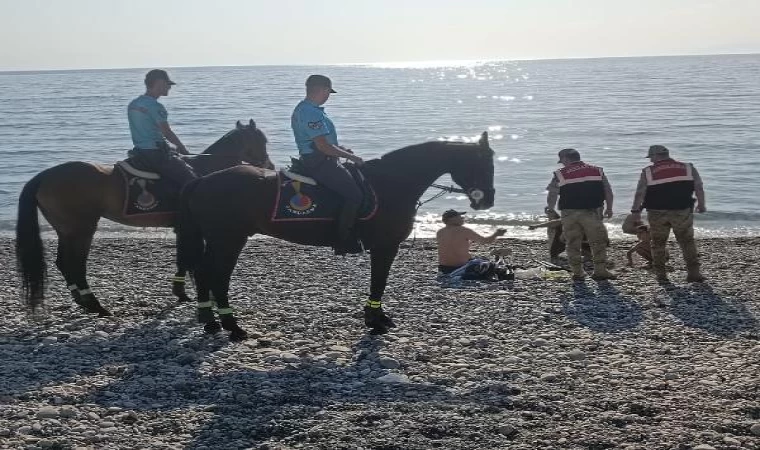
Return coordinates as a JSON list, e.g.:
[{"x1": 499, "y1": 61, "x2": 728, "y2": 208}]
[{"x1": 1, "y1": 0, "x2": 759, "y2": 71}]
